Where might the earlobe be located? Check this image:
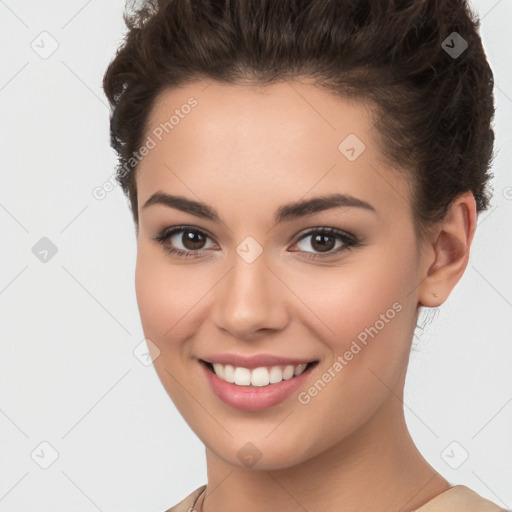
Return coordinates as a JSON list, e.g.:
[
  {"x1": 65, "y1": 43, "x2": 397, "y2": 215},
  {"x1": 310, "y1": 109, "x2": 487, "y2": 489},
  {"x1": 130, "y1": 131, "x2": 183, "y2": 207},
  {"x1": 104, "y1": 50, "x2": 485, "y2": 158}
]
[{"x1": 418, "y1": 191, "x2": 477, "y2": 308}]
